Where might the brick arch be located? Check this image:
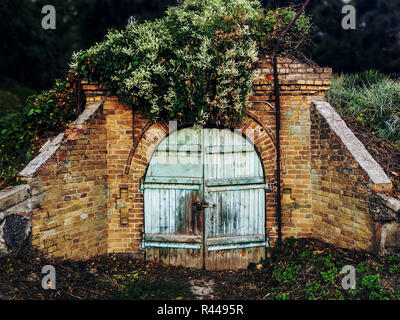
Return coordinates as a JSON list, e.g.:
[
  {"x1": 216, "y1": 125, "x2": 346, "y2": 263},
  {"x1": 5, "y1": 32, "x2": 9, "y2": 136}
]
[
  {"x1": 124, "y1": 111, "x2": 277, "y2": 175},
  {"x1": 127, "y1": 118, "x2": 277, "y2": 182},
  {"x1": 125, "y1": 117, "x2": 279, "y2": 249}
]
